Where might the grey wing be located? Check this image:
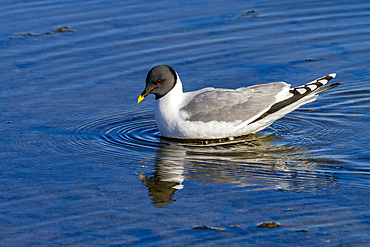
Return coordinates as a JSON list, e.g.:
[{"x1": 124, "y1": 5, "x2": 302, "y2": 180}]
[{"x1": 179, "y1": 82, "x2": 290, "y2": 123}]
